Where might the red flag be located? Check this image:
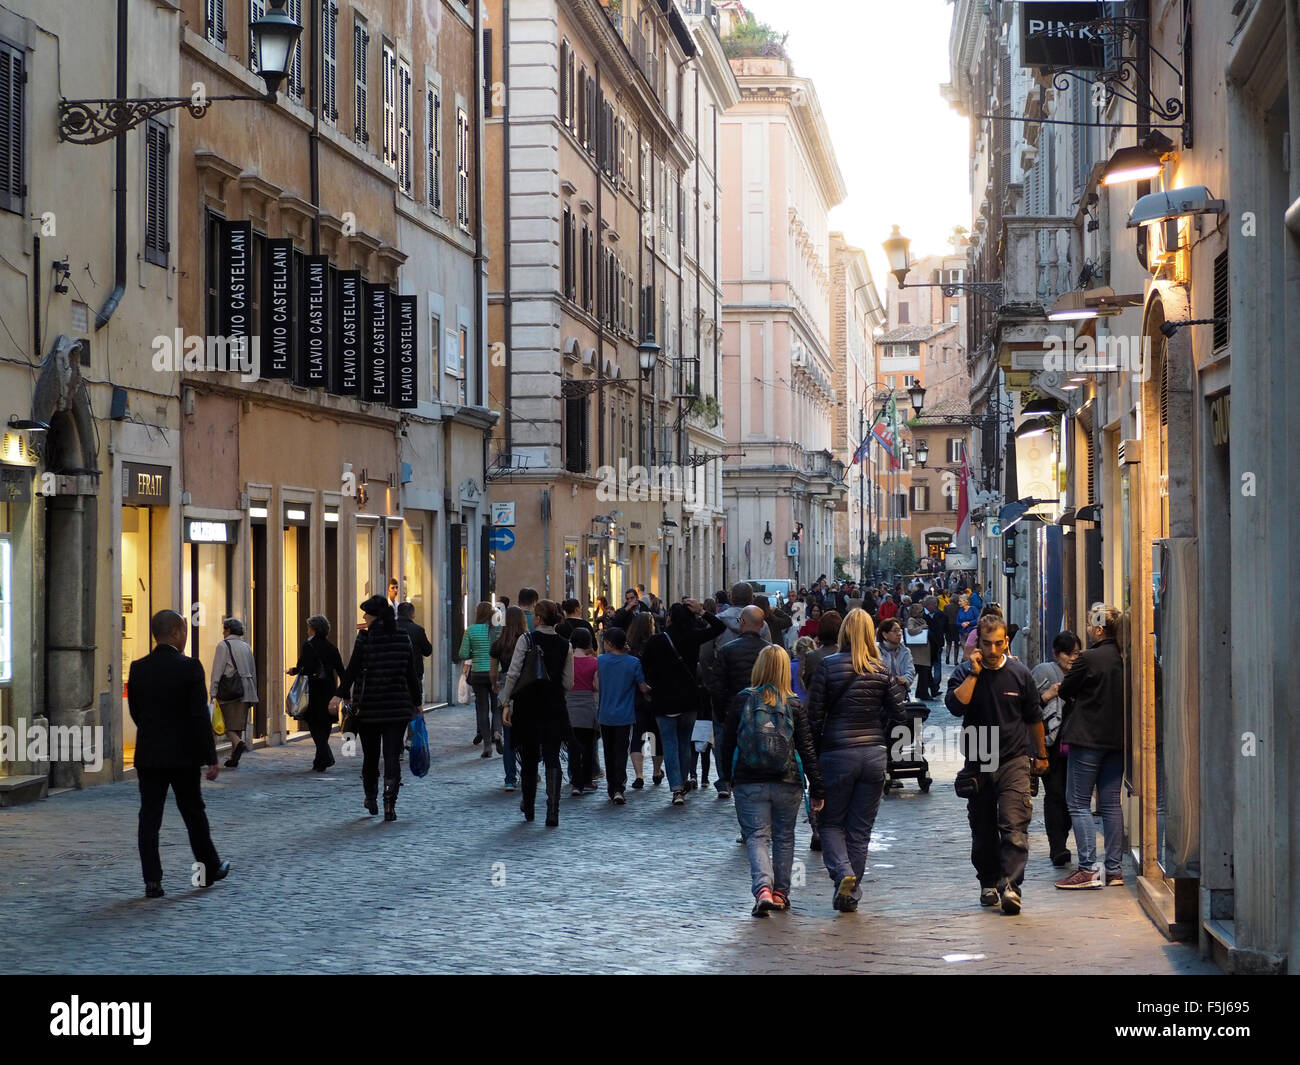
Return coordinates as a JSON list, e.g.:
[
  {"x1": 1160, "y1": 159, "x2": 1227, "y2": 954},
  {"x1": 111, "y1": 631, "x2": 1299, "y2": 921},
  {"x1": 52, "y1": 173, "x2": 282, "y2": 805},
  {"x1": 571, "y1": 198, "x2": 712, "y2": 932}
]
[{"x1": 954, "y1": 441, "x2": 972, "y2": 546}]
